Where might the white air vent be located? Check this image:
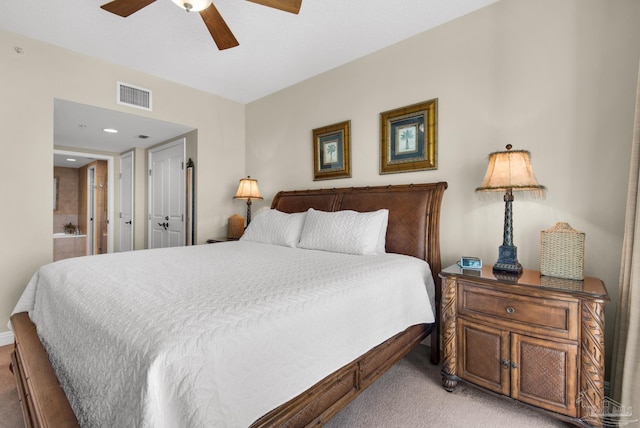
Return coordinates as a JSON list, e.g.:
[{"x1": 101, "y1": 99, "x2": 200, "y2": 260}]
[{"x1": 117, "y1": 81, "x2": 152, "y2": 111}]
